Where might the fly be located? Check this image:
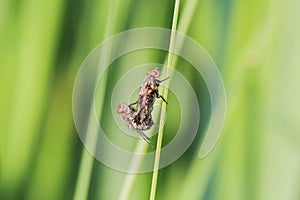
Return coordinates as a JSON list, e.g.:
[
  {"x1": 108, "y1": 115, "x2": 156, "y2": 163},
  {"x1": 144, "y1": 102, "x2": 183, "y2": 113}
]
[
  {"x1": 129, "y1": 68, "x2": 169, "y2": 124},
  {"x1": 117, "y1": 103, "x2": 153, "y2": 147},
  {"x1": 117, "y1": 68, "x2": 168, "y2": 147}
]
